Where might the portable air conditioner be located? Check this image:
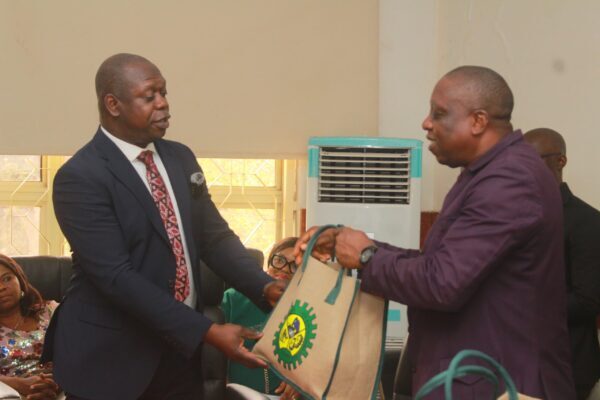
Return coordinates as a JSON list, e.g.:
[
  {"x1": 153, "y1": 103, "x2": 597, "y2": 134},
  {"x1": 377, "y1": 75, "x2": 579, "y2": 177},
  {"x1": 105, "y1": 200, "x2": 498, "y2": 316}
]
[{"x1": 306, "y1": 137, "x2": 422, "y2": 341}]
